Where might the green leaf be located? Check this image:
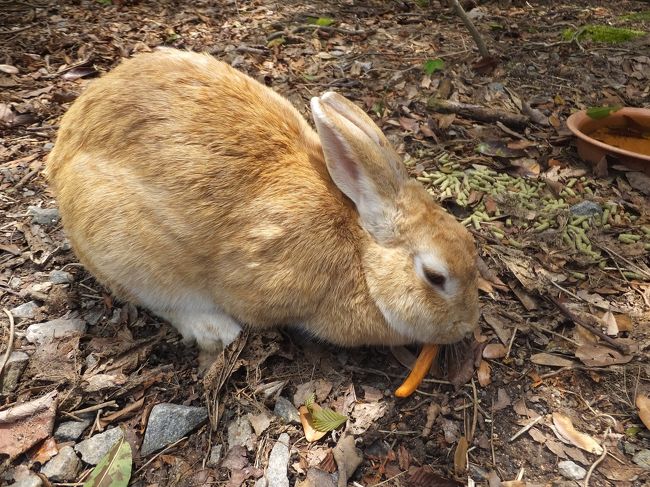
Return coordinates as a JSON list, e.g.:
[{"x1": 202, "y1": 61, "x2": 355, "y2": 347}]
[
  {"x1": 83, "y1": 432, "x2": 132, "y2": 487},
  {"x1": 304, "y1": 392, "x2": 316, "y2": 410},
  {"x1": 307, "y1": 16, "x2": 335, "y2": 27},
  {"x1": 586, "y1": 105, "x2": 622, "y2": 120},
  {"x1": 311, "y1": 407, "x2": 348, "y2": 432},
  {"x1": 422, "y1": 59, "x2": 444, "y2": 75}
]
